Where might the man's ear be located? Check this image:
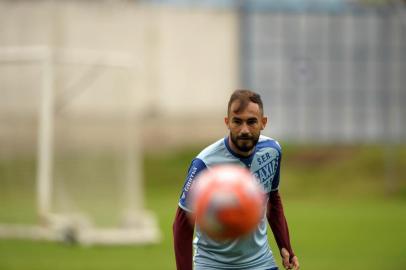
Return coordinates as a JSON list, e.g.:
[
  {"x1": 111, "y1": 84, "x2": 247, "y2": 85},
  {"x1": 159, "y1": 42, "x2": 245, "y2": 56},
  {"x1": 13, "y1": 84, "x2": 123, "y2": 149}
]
[
  {"x1": 224, "y1": 117, "x2": 229, "y2": 127},
  {"x1": 261, "y1": 116, "x2": 268, "y2": 130}
]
